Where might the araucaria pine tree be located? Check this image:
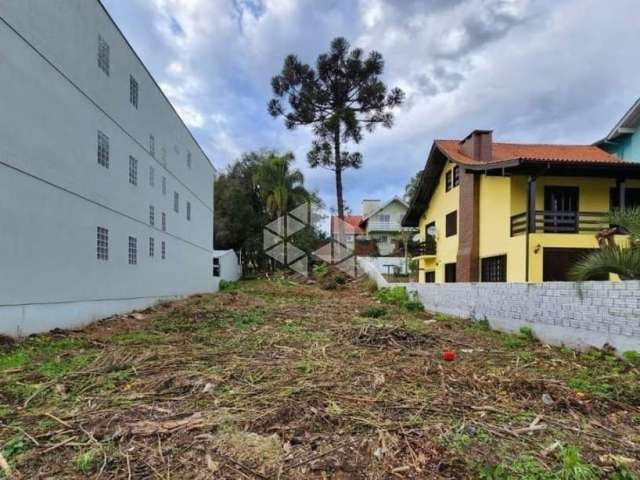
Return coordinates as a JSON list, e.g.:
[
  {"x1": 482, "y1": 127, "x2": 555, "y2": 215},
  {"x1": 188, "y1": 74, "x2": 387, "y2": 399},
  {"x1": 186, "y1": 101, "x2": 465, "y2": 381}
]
[{"x1": 268, "y1": 37, "x2": 404, "y2": 219}]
